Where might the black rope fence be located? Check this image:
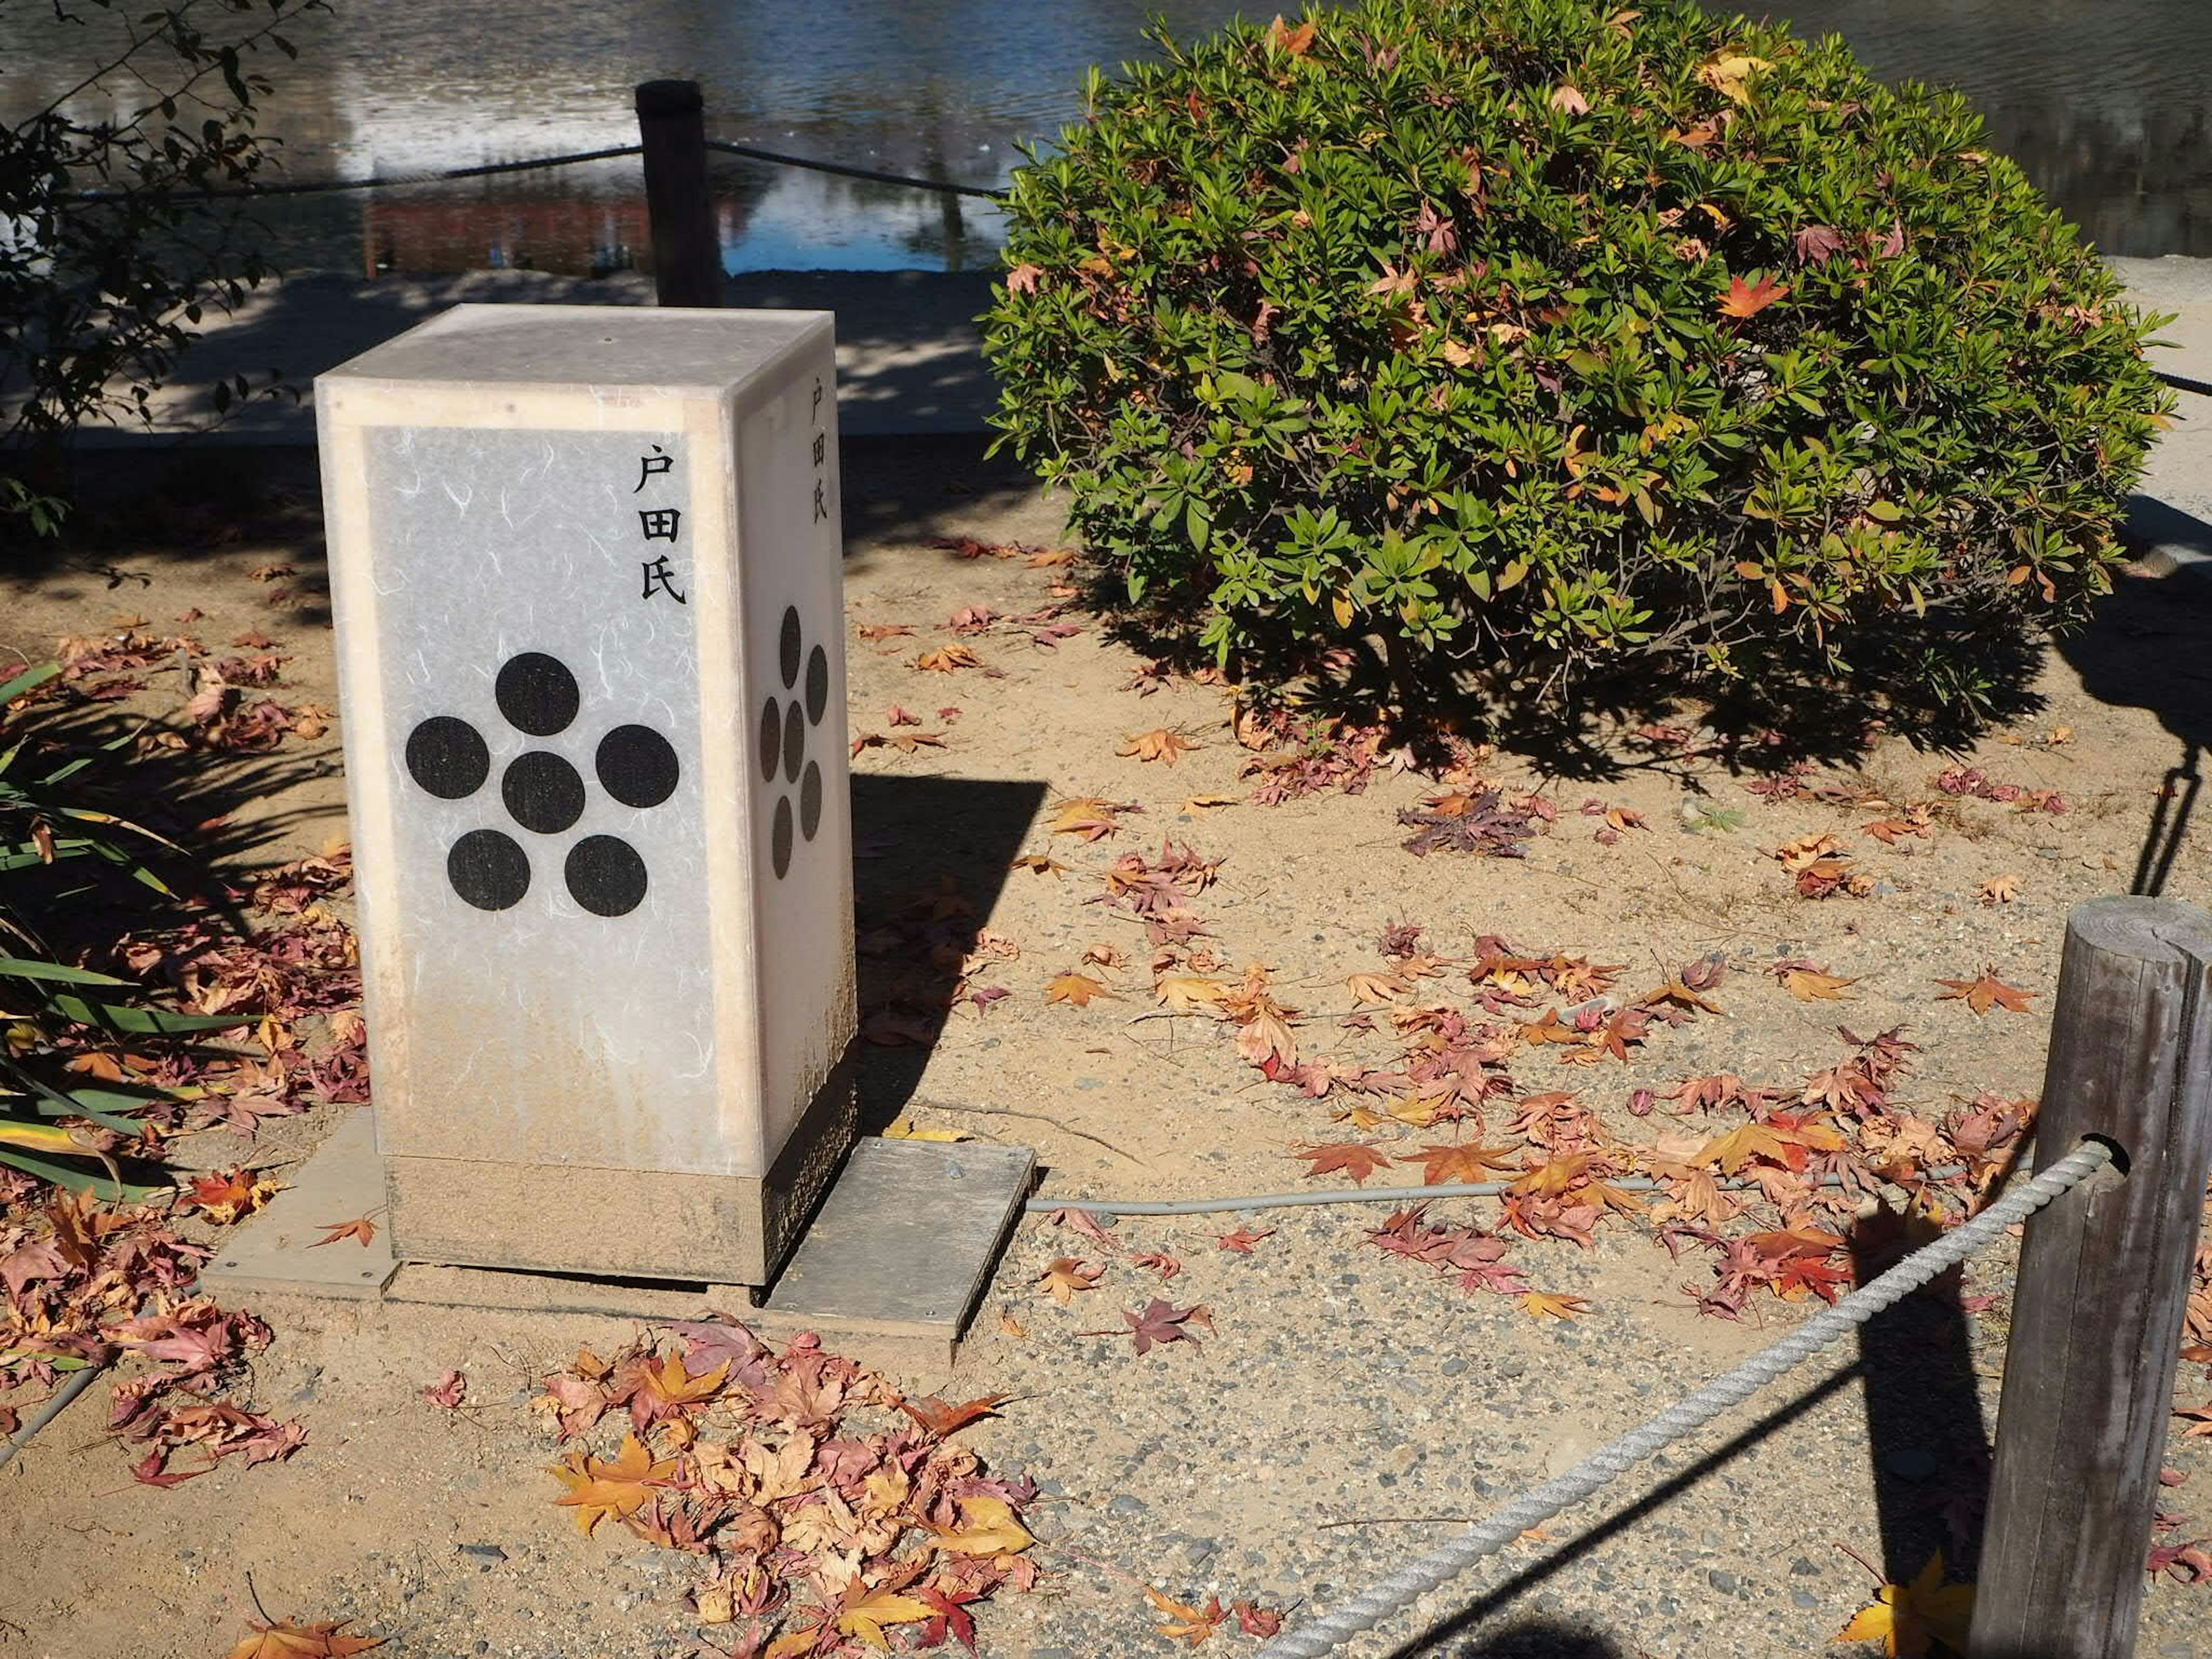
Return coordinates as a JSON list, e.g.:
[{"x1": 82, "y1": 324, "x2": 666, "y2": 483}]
[{"x1": 63, "y1": 137, "x2": 1002, "y2": 204}]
